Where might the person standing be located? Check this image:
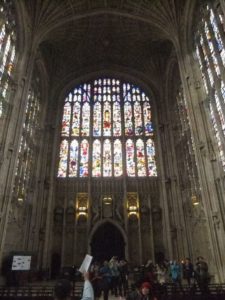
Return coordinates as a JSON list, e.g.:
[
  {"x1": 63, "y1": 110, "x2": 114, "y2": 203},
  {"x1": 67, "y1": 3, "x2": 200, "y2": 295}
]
[
  {"x1": 195, "y1": 257, "x2": 210, "y2": 295},
  {"x1": 182, "y1": 258, "x2": 194, "y2": 286},
  {"x1": 81, "y1": 272, "x2": 94, "y2": 300}
]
